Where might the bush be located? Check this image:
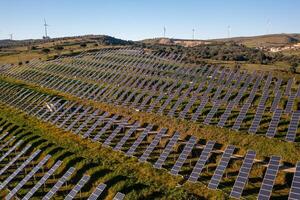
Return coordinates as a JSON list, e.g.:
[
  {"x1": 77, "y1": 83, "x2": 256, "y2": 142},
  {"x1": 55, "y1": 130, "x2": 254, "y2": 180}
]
[
  {"x1": 80, "y1": 43, "x2": 87, "y2": 48},
  {"x1": 42, "y1": 48, "x2": 50, "y2": 54},
  {"x1": 54, "y1": 45, "x2": 64, "y2": 51}
]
